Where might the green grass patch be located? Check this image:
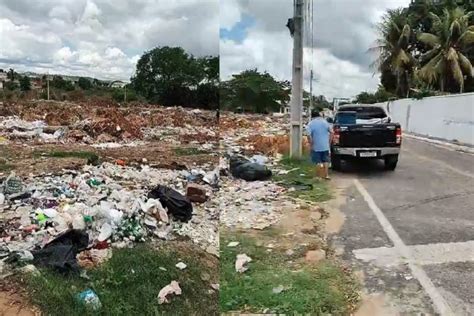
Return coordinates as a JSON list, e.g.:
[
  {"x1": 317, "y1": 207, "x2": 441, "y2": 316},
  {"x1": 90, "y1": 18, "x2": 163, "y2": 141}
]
[
  {"x1": 273, "y1": 155, "x2": 332, "y2": 202},
  {"x1": 33, "y1": 150, "x2": 100, "y2": 165},
  {"x1": 0, "y1": 161, "x2": 14, "y2": 171},
  {"x1": 220, "y1": 231, "x2": 360, "y2": 314},
  {"x1": 25, "y1": 245, "x2": 218, "y2": 316},
  {"x1": 174, "y1": 147, "x2": 209, "y2": 156}
]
